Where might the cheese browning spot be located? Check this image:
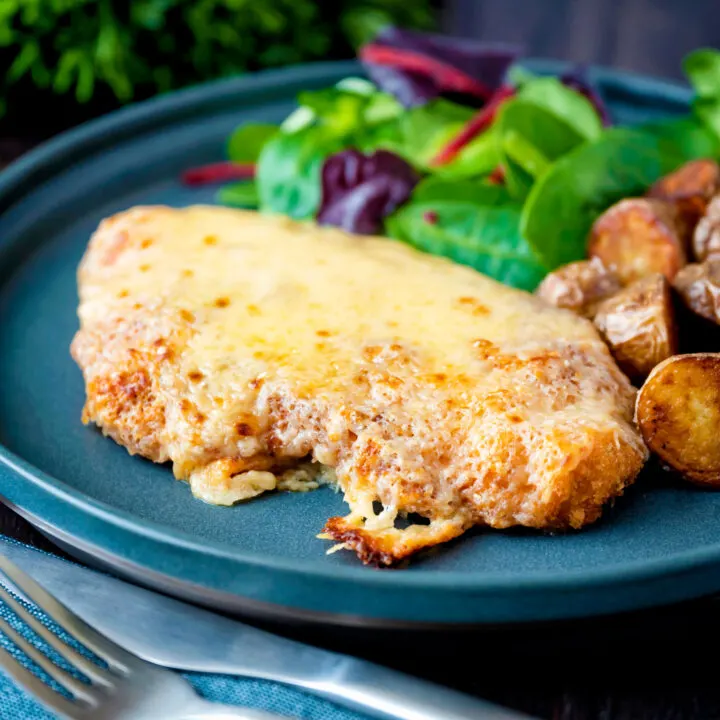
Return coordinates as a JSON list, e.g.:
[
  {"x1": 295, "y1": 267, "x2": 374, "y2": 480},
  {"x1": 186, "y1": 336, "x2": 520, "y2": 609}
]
[
  {"x1": 140, "y1": 238, "x2": 153, "y2": 249},
  {"x1": 203, "y1": 235, "x2": 219, "y2": 246},
  {"x1": 214, "y1": 297, "x2": 231, "y2": 308},
  {"x1": 457, "y1": 296, "x2": 490, "y2": 315},
  {"x1": 187, "y1": 370, "x2": 204, "y2": 382},
  {"x1": 117, "y1": 289, "x2": 129, "y2": 298},
  {"x1": 182, "y1": 269, "x2": 194, "y2": 278},
  {"x1": 139, "y1": 264, "x2": 151, "y2": 272},
  {"x1": 236, "y1": 422, "x2": 253, "y2": 436}
]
